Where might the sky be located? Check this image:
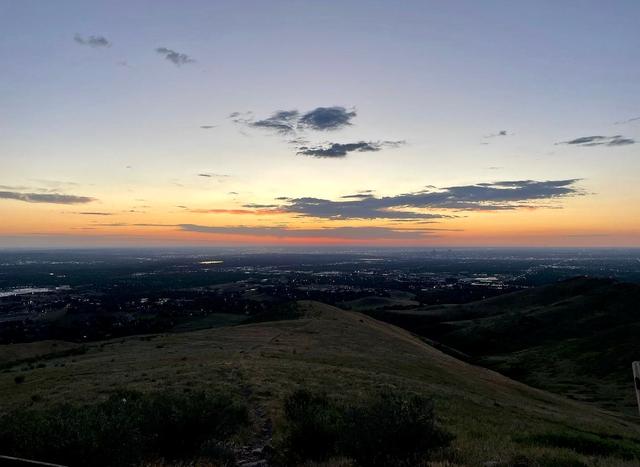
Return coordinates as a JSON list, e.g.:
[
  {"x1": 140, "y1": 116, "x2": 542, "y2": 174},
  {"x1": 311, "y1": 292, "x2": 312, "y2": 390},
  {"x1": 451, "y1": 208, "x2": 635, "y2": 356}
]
[{"x1": 1, "y1": 0, "x2": 639, "y2": 248}]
